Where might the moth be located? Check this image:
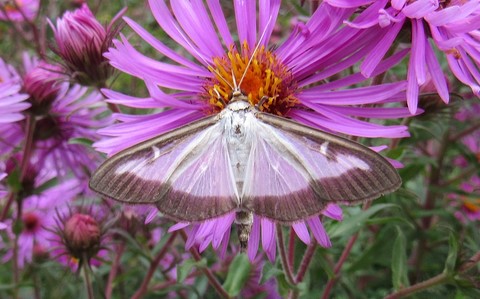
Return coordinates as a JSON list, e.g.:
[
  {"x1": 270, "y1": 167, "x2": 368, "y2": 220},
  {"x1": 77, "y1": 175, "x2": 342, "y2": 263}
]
[{"x1": 89, "y1": 89, "x2": 402, "y2": 250}]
